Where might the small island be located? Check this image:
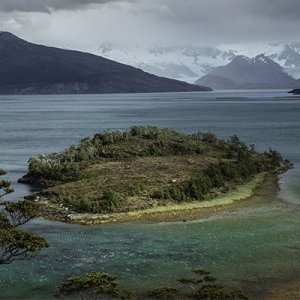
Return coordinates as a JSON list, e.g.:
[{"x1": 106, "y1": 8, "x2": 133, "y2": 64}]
[{"x1": 19, "y1": 126, "x2": 292, "y2": 224}]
